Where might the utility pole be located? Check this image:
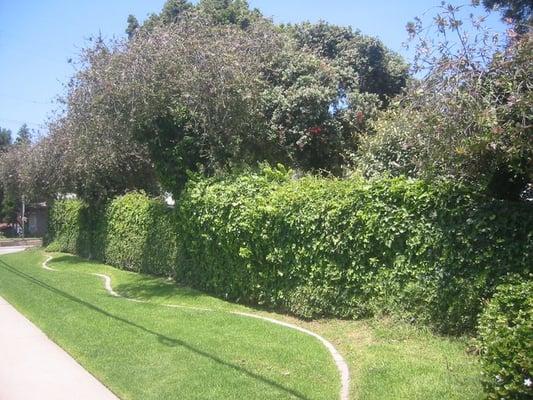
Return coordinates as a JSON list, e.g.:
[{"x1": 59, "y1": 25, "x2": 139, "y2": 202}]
[{"x1": 21, "y1": 195, "x2": 25, "y2": 238}]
